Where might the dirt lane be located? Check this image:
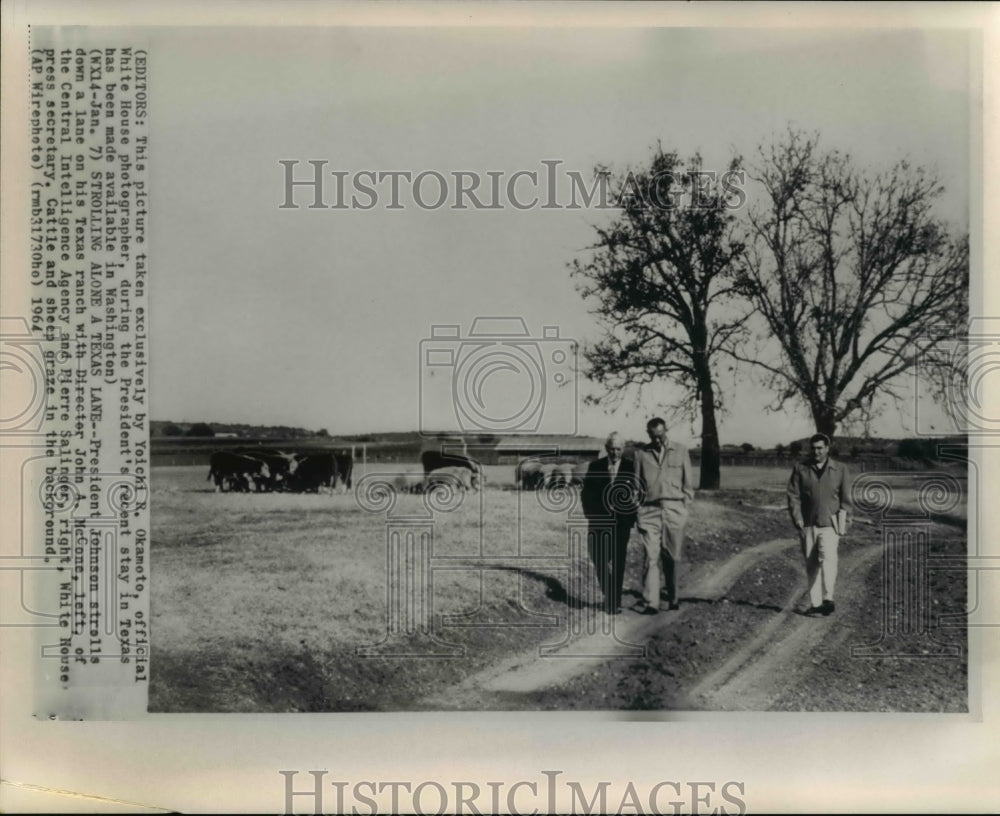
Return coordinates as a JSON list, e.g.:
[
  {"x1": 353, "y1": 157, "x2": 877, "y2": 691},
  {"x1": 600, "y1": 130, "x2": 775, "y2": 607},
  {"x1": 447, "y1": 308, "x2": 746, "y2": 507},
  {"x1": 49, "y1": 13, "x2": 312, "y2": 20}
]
[
  {"x1": 684, "y1": 545, "x2": 883, "y2": 710},
  {"x1": 420, "y1": 537, "x2": 800, "y2": 708}
]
